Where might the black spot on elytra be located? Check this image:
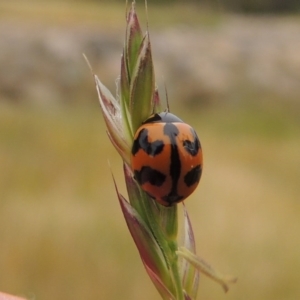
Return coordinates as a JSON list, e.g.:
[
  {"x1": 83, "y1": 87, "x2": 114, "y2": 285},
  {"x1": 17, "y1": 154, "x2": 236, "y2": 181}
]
[
  {"x1": 183, "y1": 128, "x2": 201, "y2": 156},
  {"x1": 134, "y1": 166, "x2": 166, "y2": 187},
  {"x1": 162, "y1": 192, "x2": 184, "y2": 206},
  {"x1": 163, "y1": 123, "x2": 182, "y2": 204},
  {"x1": 164, "y1": 124, "x2": 181, "y2": 185},
  {"x1": 184, "y1": 165, "x2": 202, "y2": 187},
  {"x1": 132, "y1": 128, "x2": 164, "y2": 156}
]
